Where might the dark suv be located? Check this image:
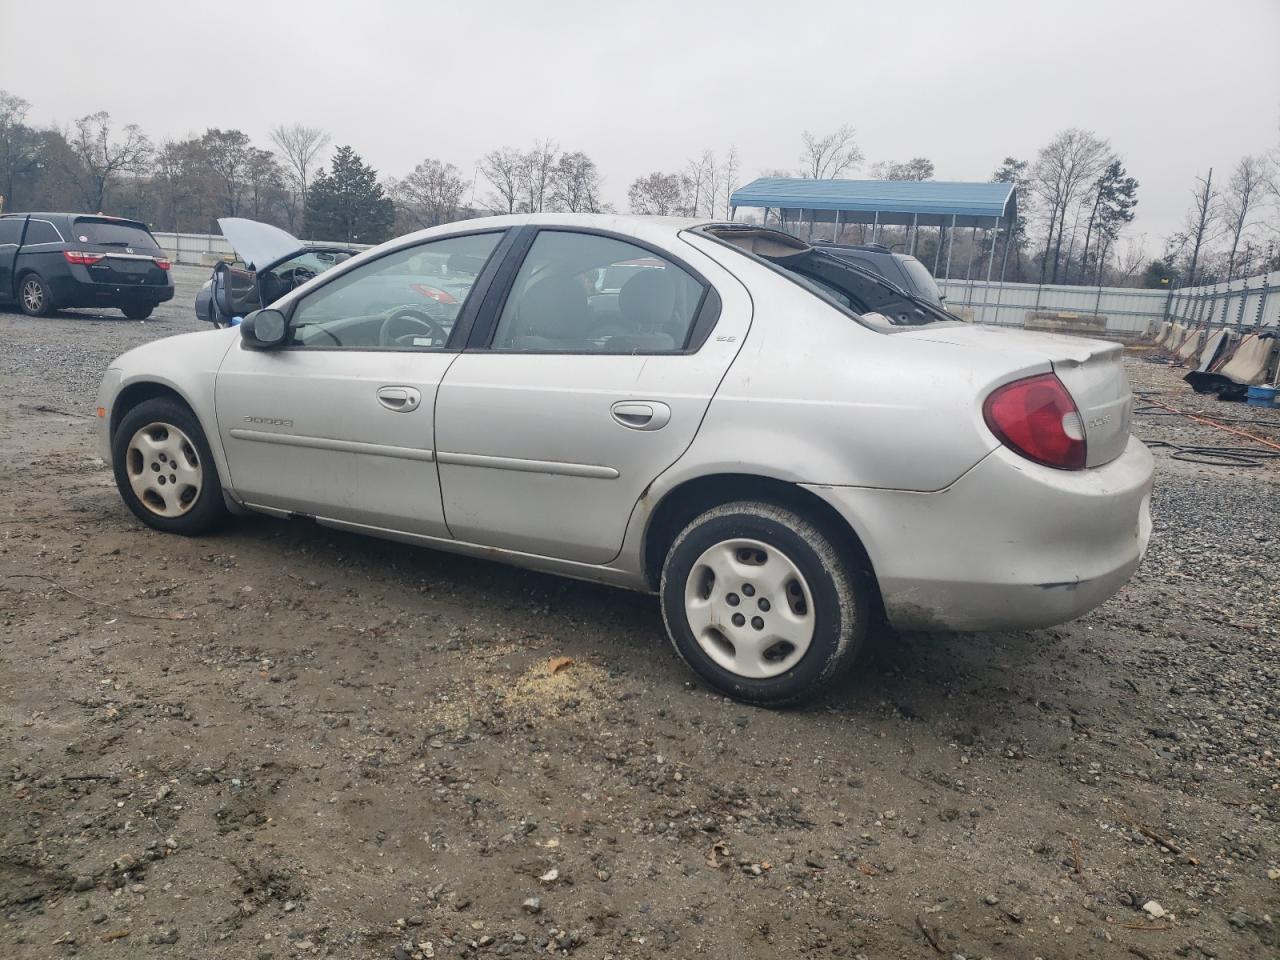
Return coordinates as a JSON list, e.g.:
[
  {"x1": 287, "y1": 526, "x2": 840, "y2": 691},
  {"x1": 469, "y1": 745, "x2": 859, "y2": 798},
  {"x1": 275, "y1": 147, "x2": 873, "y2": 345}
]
[
  {"x1": 0, "y1": 213, "x2": 174, "y2": 319},
  {"x1": 810, "y1": 241, "x2": 945, "y2": 307}
]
